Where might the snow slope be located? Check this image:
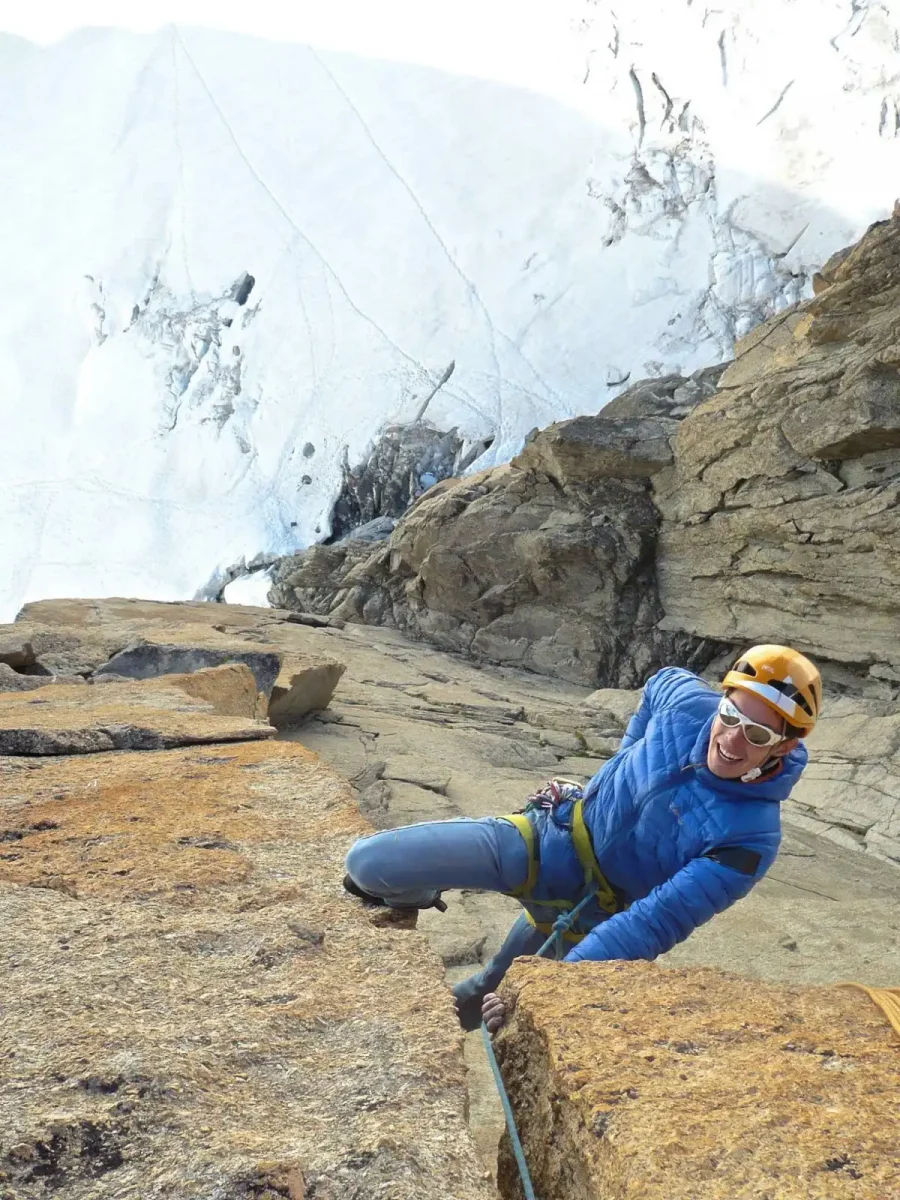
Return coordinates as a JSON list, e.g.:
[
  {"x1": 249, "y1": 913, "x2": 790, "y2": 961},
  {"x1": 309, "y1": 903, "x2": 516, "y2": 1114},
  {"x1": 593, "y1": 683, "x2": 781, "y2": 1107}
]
[{"x1": 1, "y1": 1, "x2": 898, "y2": 619}]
